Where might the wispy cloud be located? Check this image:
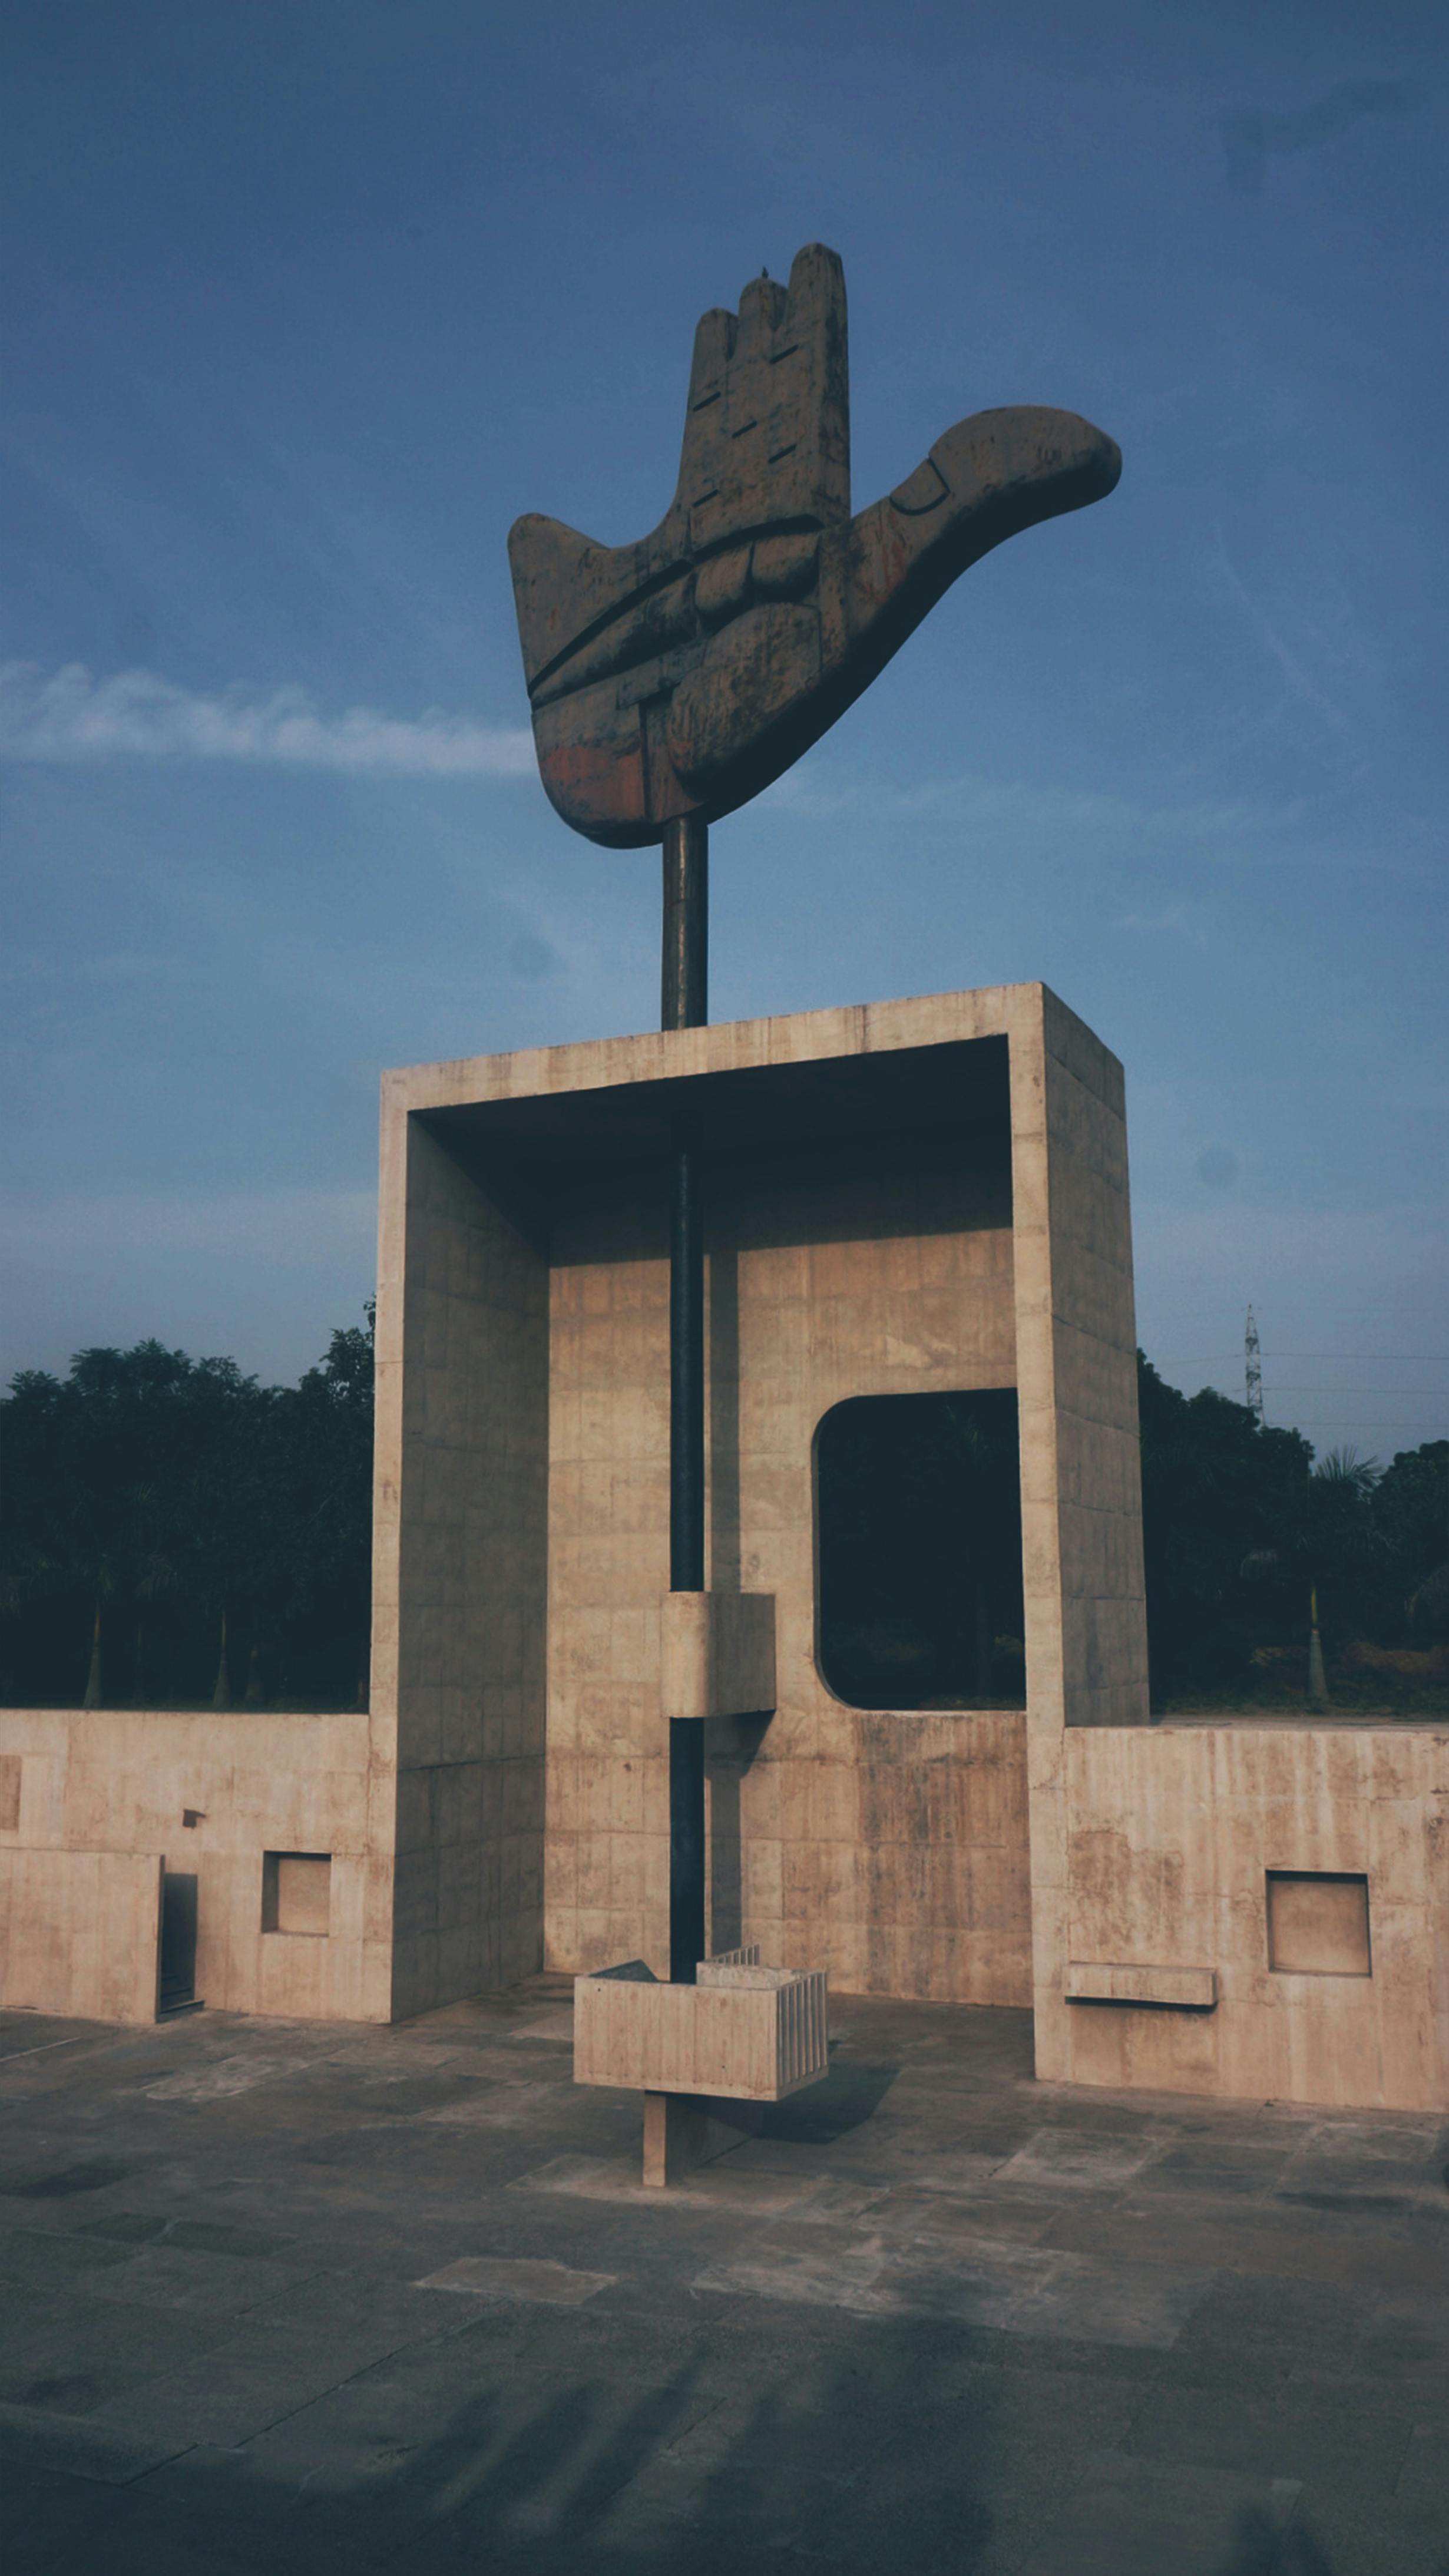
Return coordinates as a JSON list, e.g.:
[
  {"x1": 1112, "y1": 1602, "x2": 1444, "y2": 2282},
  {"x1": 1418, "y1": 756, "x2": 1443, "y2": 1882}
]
[
  {"x1": 1, "y1": 947, "x2": 189, "y2": 987},
  {"x1": 1211, "y1": 548, "x2": 1359, "y2": 751},
  {"x1": 1117, "y1": 902, "x2": 1210, "y2": 948},
  {"x1": 1220, "y1": 80, "x2": 1413, "y2": 193},
  {"x1": 760, "y1": 758, "x2": 1309, "y2": 851},
  {"x1": 0, "y1": 662, "x2": 535, "y2": 778}
]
